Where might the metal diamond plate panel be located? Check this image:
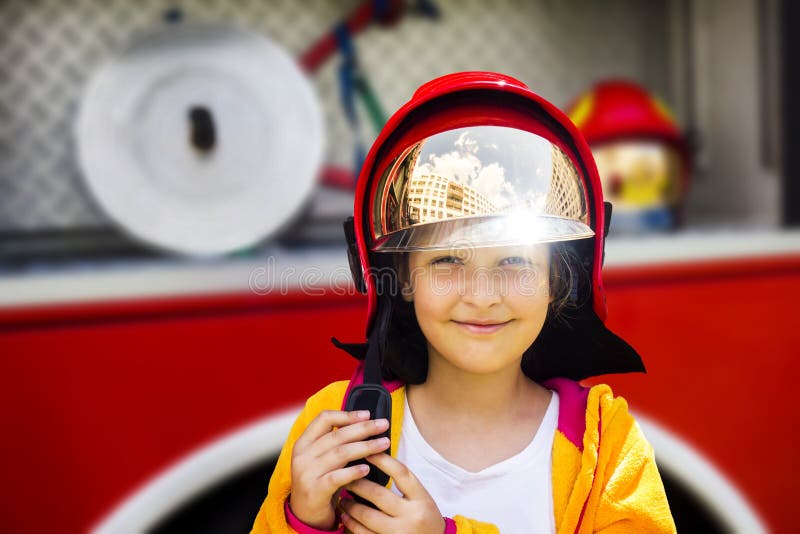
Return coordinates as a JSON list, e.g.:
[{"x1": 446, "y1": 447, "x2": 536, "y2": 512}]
[{"x1": 0, "y1": 0, "x2": 668, "y2": 239}]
